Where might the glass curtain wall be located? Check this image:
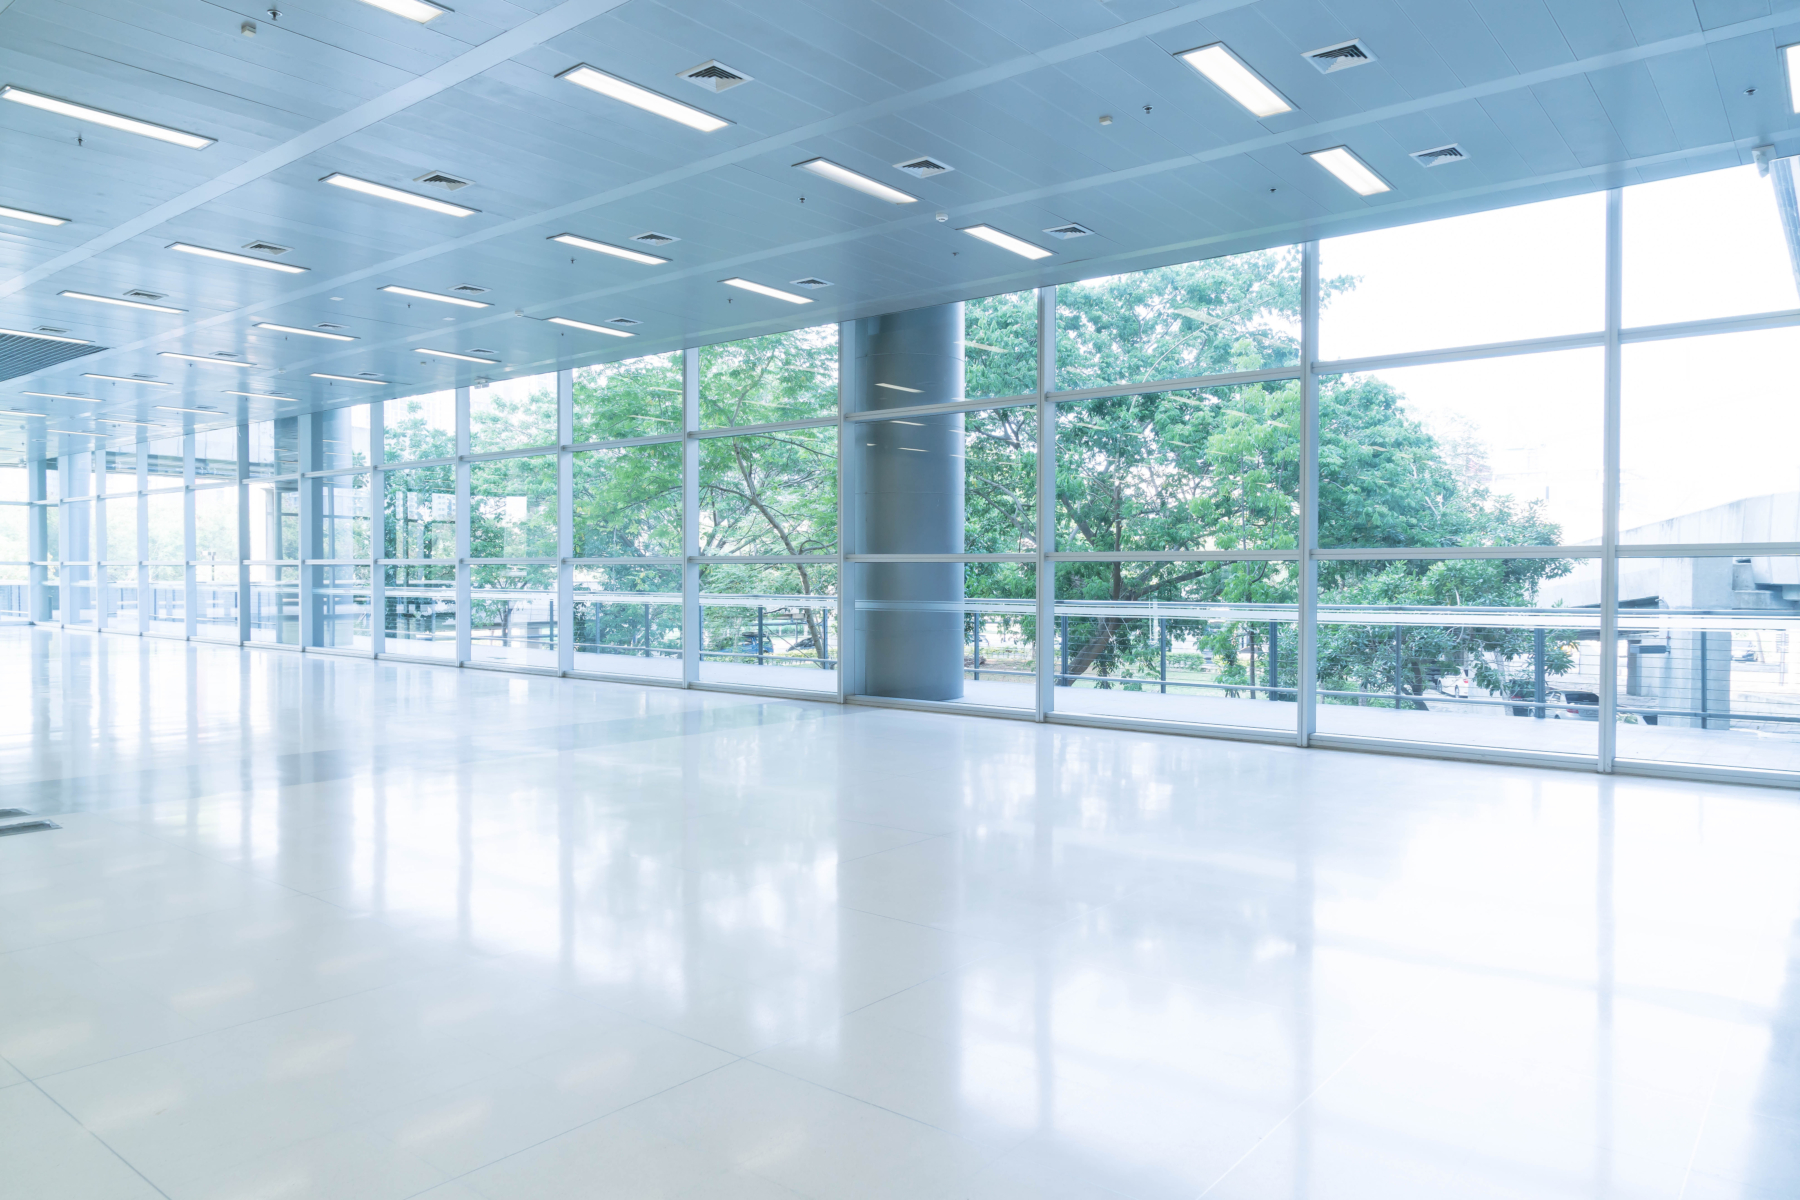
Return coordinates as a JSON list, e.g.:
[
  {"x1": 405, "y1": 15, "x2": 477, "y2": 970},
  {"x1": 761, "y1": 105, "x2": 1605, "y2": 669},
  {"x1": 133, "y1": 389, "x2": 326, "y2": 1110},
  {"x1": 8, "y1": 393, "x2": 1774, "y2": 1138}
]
[{"x1": 20, "y1": 161, "x2": 1798, "y2": 786}]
